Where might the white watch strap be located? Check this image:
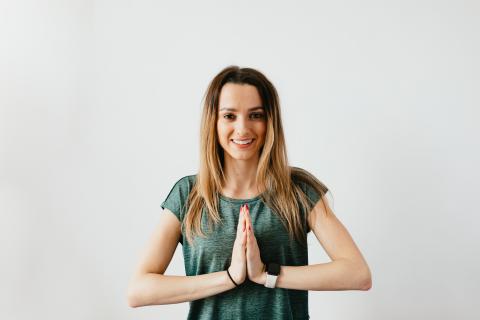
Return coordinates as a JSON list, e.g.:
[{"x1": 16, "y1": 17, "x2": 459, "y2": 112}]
[{"x1": 264, "y1": 272, "x2": 278, "y2": 288}]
